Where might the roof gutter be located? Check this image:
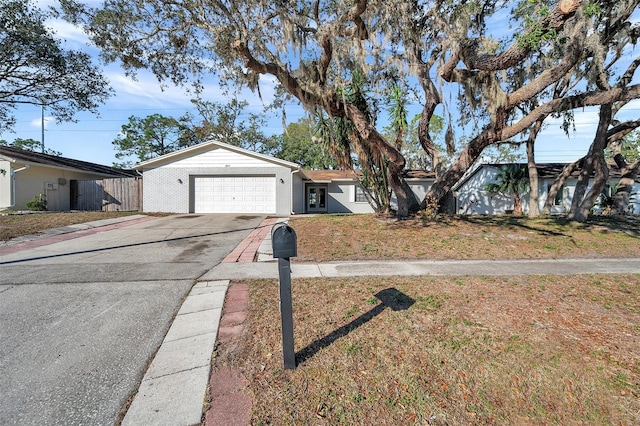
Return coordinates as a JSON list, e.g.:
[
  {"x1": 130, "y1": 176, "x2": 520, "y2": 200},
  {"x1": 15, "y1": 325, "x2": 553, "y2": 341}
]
[{"x1": 6, "y1": 165, "x2": 30, "y2": 209}]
